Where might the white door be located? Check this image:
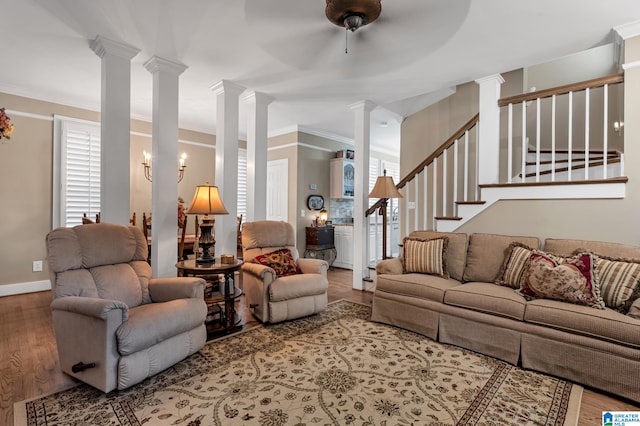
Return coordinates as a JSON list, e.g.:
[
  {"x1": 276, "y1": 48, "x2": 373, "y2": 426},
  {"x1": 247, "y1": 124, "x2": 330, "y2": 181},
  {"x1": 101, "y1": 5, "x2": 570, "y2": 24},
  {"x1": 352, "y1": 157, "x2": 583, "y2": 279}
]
[{"x1": 266, "y1": 159, "x2": 288, "y2": 221}]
